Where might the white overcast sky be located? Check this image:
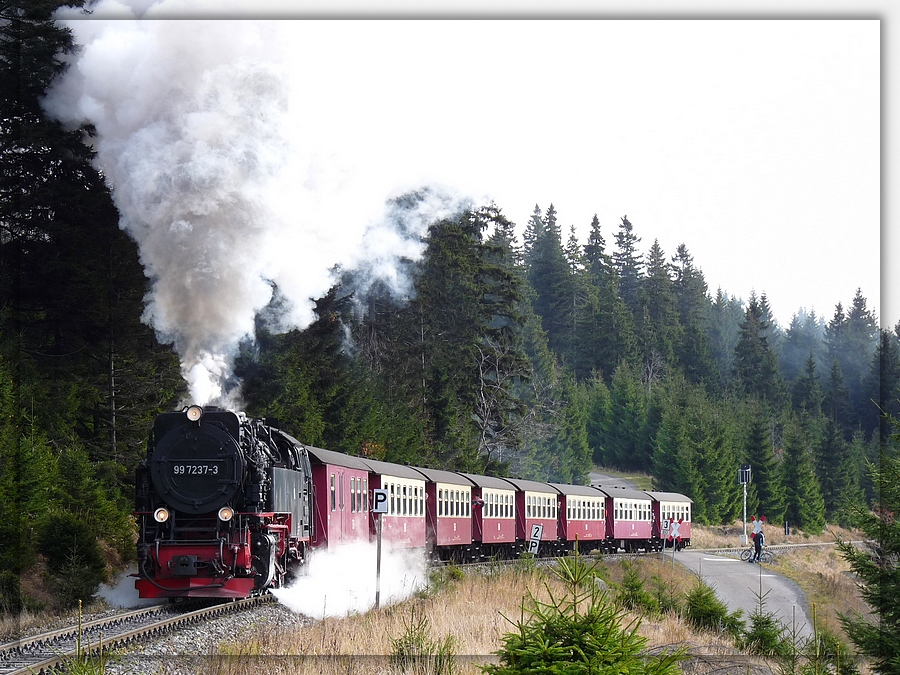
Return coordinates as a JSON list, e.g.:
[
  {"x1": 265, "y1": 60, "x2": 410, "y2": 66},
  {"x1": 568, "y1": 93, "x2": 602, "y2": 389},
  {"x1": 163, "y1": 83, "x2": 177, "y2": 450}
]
[{"x1": 65, "y1": 2, "x2": 888, "y2": 330}]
